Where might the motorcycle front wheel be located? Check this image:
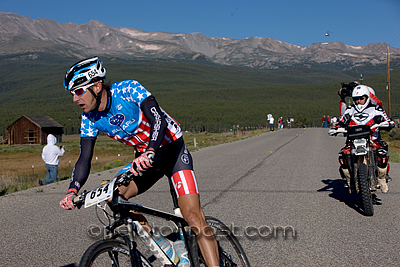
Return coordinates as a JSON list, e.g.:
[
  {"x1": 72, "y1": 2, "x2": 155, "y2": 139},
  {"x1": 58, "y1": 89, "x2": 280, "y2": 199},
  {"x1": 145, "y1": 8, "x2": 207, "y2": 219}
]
[{"x1": 358, "y1": 163, "x2": 374, "y2": 216}]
